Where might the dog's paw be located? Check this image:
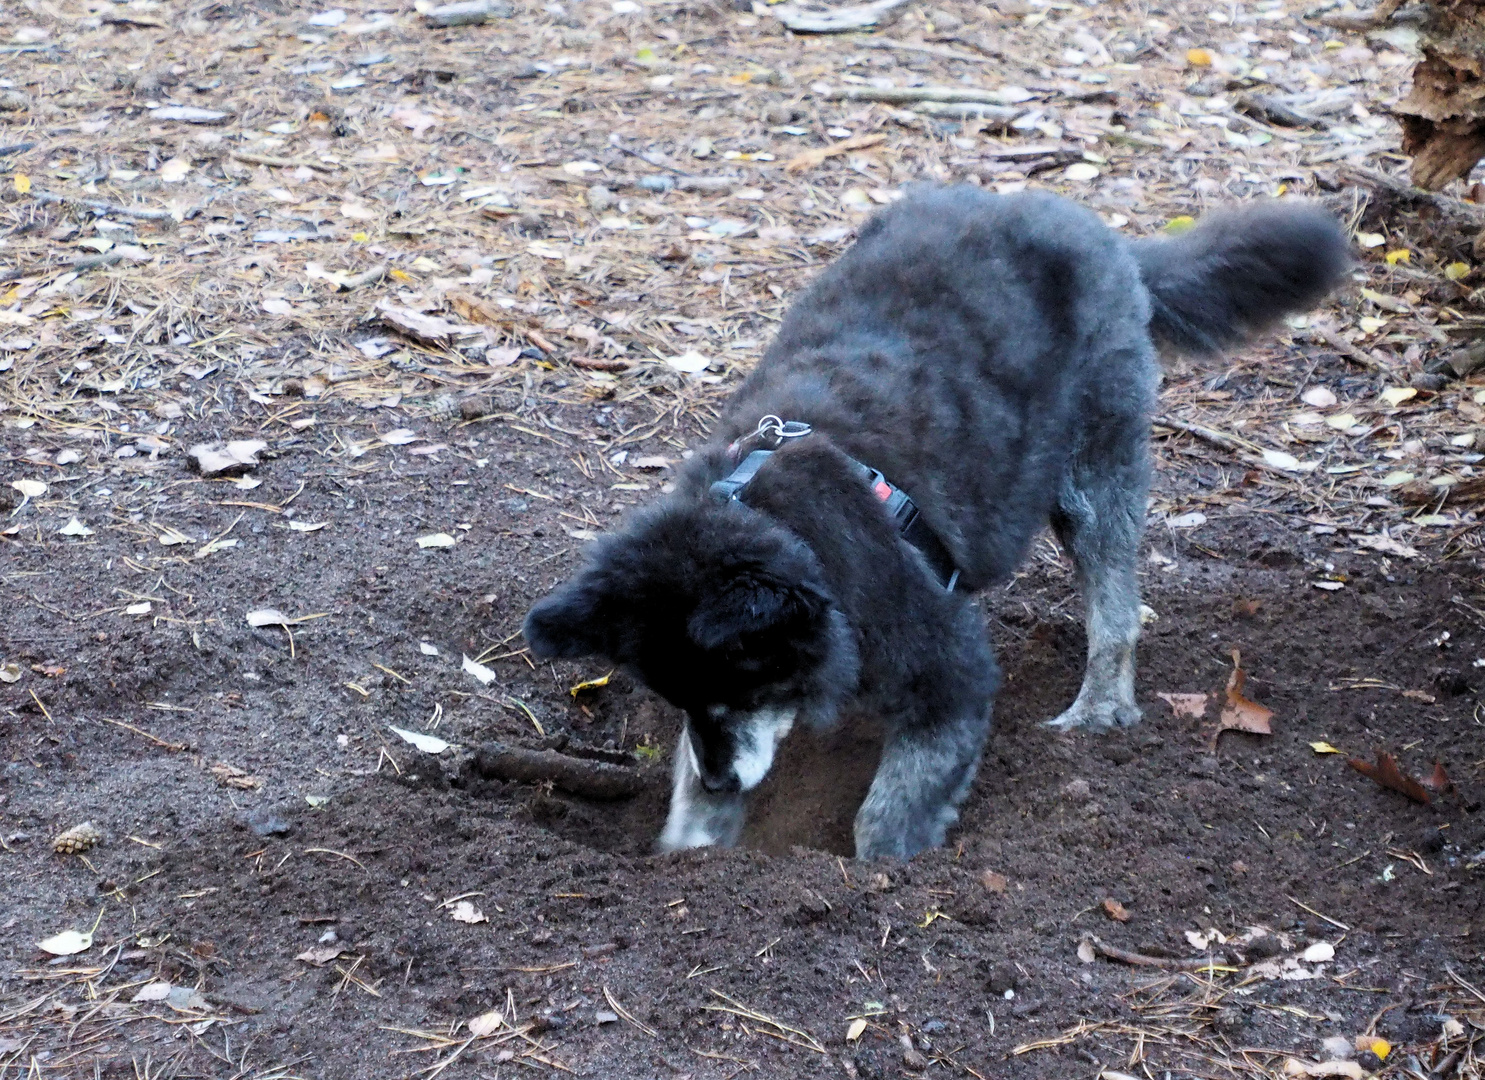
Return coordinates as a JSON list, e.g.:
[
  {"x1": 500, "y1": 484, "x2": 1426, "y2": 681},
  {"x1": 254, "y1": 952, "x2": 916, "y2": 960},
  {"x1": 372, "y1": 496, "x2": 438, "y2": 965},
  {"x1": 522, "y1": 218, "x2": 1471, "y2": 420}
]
[{"x1": 1043, "y1": 698, "x2": 1141, "y2": 733}]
